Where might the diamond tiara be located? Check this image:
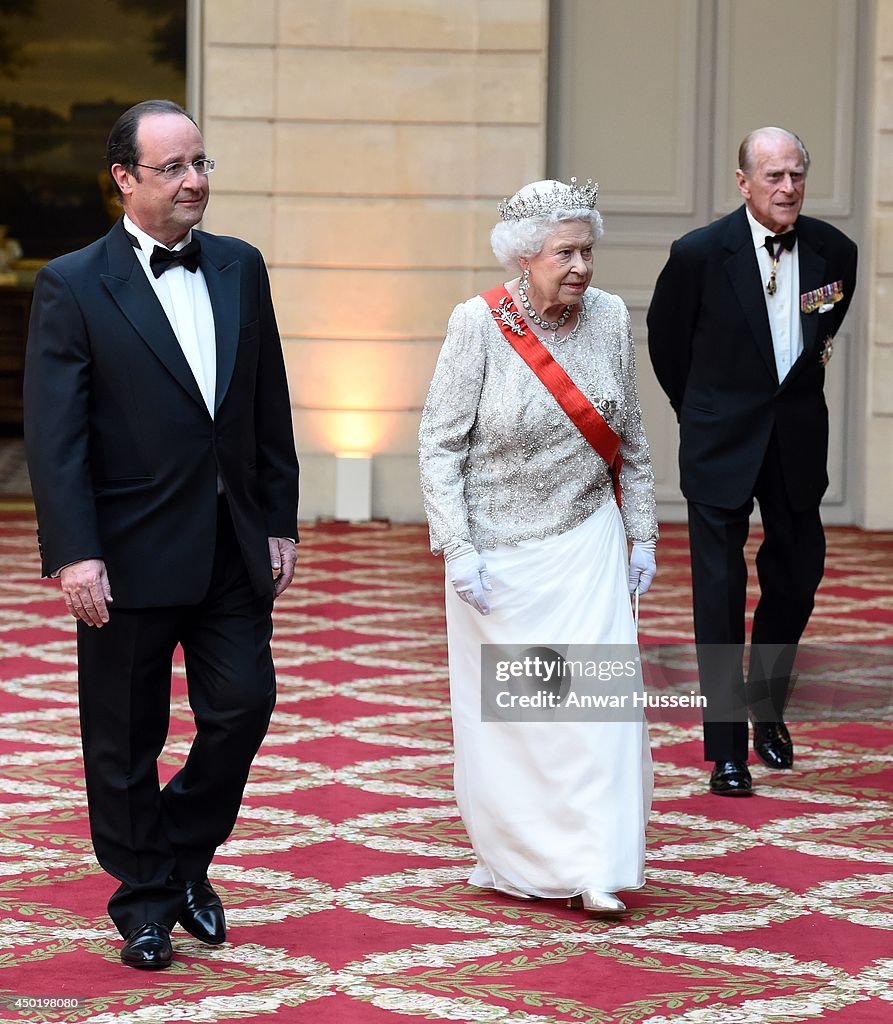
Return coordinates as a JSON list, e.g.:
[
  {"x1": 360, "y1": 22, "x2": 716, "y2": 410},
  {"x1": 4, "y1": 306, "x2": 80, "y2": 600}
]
[{"x1": 497, "y1": 177, "x2": 599, "y2": 222}]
